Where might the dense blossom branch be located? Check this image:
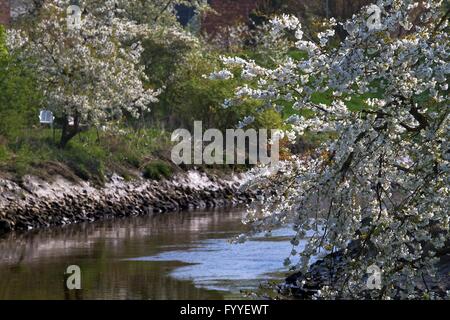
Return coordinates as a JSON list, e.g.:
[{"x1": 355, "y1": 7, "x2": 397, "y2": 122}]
[{"x1": 213, "y1": 0, "x2": 449, "y2": 299}]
